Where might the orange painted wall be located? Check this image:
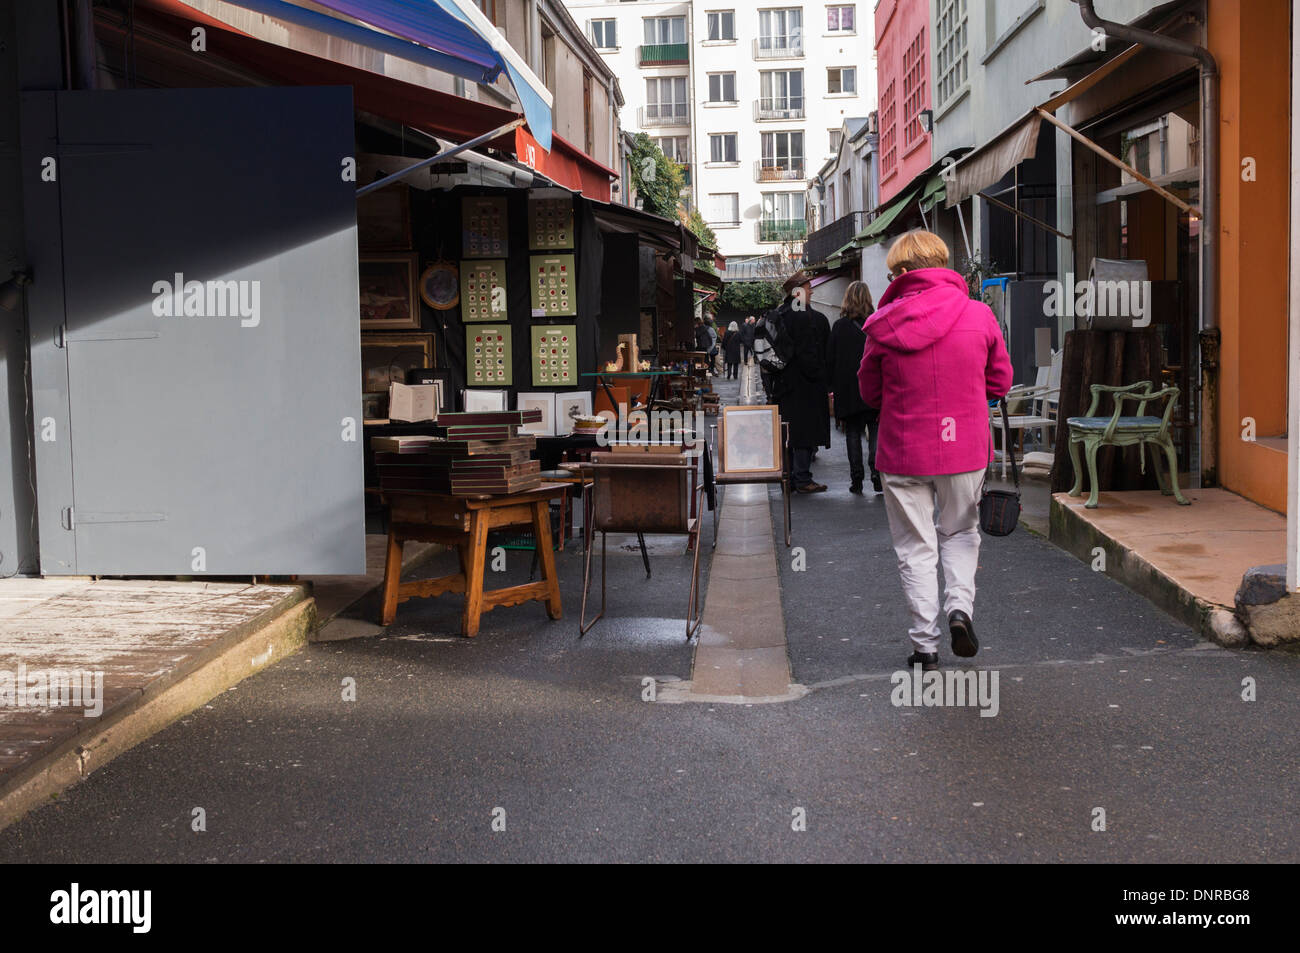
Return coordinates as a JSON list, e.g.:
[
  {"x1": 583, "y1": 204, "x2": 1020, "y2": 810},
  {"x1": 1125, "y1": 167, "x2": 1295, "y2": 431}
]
[{"x1": 1209, "y1": 0, "x2": 1289, "y2": 513}]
